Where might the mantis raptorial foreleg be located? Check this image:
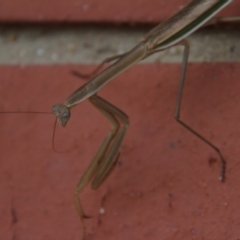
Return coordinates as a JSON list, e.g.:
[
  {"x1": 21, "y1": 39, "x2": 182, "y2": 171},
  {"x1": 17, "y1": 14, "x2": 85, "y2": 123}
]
[
  {"x1": 89, "y1": 96, "x2": 129, "y2": 188},
  {"x1": 74, "y1": 94, "x2": 128, "y2": 239}
]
